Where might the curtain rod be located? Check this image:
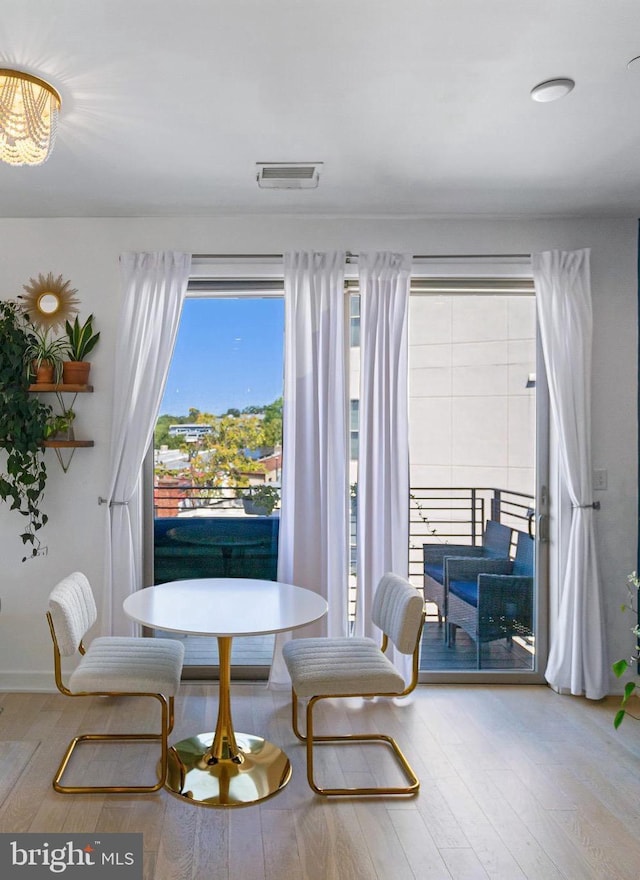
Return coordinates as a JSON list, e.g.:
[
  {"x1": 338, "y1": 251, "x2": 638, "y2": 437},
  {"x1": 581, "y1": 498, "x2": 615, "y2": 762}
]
[{"x1": 191, "y1": 252, "x2": 531, "y2": 262}]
